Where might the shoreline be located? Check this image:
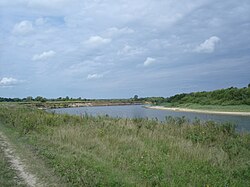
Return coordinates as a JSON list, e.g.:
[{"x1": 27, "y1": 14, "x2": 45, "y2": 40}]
[
  {"x1": 36, "y1": 102, "x2": 143, "y2": 110},
  {"x1": 145, "y1": 106, "x2": 250, "y2": 116}
]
